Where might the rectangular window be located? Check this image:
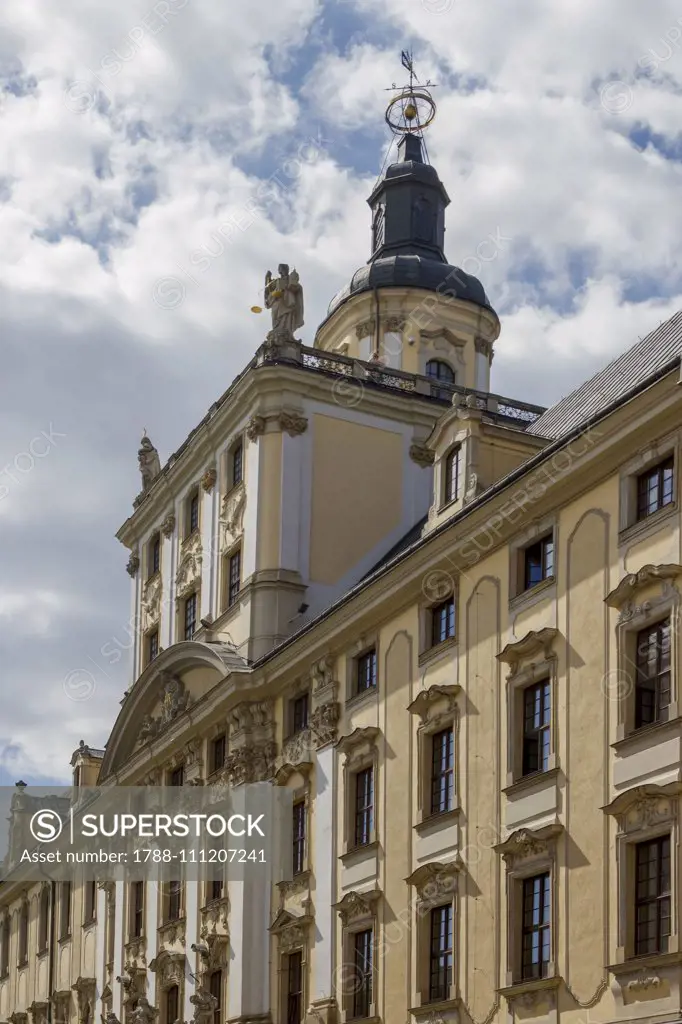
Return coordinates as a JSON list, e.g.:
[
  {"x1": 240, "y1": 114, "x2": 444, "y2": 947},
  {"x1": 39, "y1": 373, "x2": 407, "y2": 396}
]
[
  {"x1": 637, "y1": 456, "x2": 674, "y2": 521},
  {"x1": 228, "y1": 549, "x2": 241, "y2": 608},
  {"x1": 635, "y1": 620, "x2": 671, "y2": 728},
  {"x1": 354, "y1": 767, "x2": 374, "y2": 847},
  {"x1": 430, "y1": 728, "x2": 454, "y2": 815},
  {"x1": 523, "y1": 535, "x2": 554, "y2": 591},
  {"x1": 209, "y1": 878, "x2": 223, "y2": 903},
  {"x1": 167, "y1": 881, "x2": 182, "y2": 922},
  {"x1": 188, "y1": 490, "x2": 200, "y2": 535},
  {"x1": 635, "y1": 836, "x2": 671, "y2": 955},
  {"x1": 286, "y1": 950, "x2": 303, "y2": 1024},
  {"x1": 429, "y1": 905, "x2": 453, "y2": 1002},
  {"x1": 293, "y1": 801, "x2": 306, "y2": 875},
  {"x1": 0, "y1": 917, "x2": 9, "y2": 976},
  {"x1": 84, "y1": 880, "x2": 97, "y2": 924},
  {"x1": 148, "y1": 630, "x2": 159, "y2": 664},
  {"x1": 130, "y1": 881, "x2": 144, "y2": 938},
  {"x1": 169, "y1": 765, "x2": 184, "y2": 787},
  {"x1": 184, "y1": 592, "x2": 197, "y2": 640},
  {"x1": 352, "y1": 930, "x2": 373, "y2": 1019},
  {"x1": 150, "y1": 533, "x2": 161, "y2": 577},
  {"x1": 522, "y1": 681, "x2": 551, "y2": 776},
  {"x1": 60, "y1": 881, "x2": 72, "y2": 939},
  {"x1": 166, "y1": 985, "x2": 179, "y2": 1024},
  {"x1": 355, "y1": 649, "x2": 377, "y2": 695},
  {"x1": 292, "y1": 693, "x2": 309, "y2": 734},
  {"x1": 232, "y1": 443, "x2": 243, "y2": 487},
  {"x1": 209, "y1": 970, "x2": 222, "y2": 1024},
  {"x1": 444, "y1": 446, "x2": 460, "y2": 504},
  {"x1": 210, "y1": 734, "x2": 226, "y2": 774},
  {"x1": 521, "y1": 873, "x2": 551, "y2": 980},
  {"x1": 431, "y1": 598, "x2": 455, "y2": 647}
]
